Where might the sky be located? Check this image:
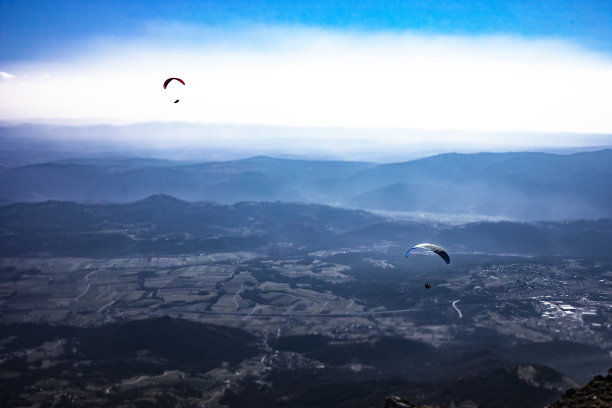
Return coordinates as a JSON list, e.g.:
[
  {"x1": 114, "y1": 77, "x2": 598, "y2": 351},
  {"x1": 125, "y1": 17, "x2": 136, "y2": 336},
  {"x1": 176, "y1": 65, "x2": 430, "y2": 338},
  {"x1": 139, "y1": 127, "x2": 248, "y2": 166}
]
[{"x1": 1, "y1": 0, "x2": 612, "y2": 144}]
